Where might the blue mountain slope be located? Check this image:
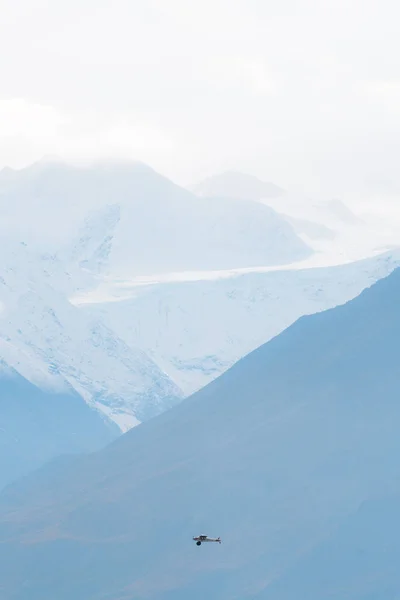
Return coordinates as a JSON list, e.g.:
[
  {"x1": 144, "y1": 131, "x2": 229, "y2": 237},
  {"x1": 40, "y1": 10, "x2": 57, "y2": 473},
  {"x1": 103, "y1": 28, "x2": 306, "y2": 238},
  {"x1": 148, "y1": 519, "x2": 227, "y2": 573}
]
[
  {"x1": 0, "y1": 268, "x2": 400, "y2": 600},
  {"x1": 256, "y1": 492, "x2": 400, "y2": 600},
  {"x1": 0, "y1": 367, "x2": 119, "y2": 490}
]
